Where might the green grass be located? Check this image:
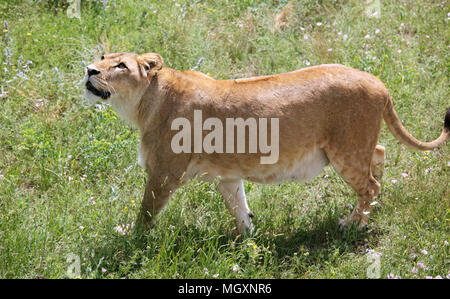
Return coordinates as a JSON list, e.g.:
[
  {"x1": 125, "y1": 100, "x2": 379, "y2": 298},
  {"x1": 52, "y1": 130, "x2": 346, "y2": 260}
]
[{"x1": 0, "y1": 0, "x2": 448, "y2": 279}]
